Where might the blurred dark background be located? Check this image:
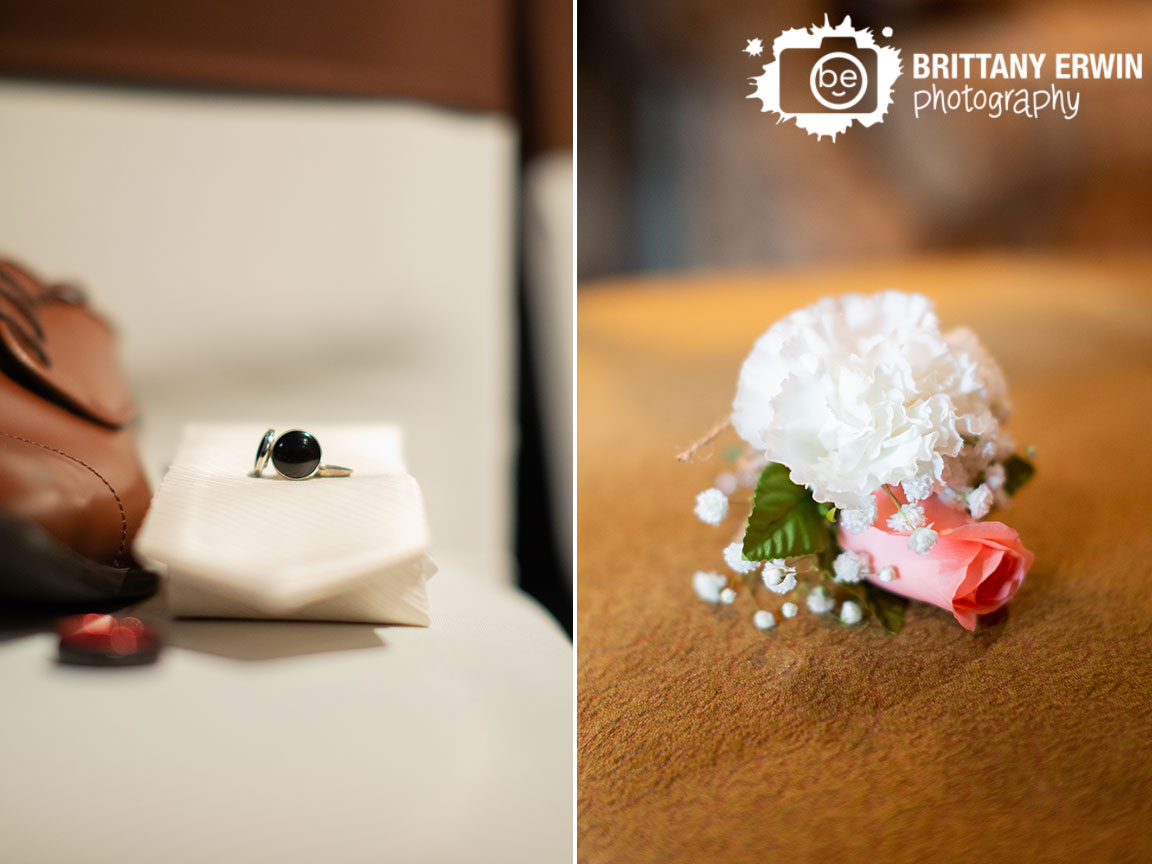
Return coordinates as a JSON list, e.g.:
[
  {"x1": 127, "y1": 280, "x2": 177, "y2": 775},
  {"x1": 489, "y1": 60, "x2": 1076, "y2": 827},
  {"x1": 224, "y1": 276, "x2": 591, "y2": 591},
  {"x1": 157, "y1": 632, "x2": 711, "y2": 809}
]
[{"x1": 578, "y1": 0, "x2": 1151, "y2": 279}]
